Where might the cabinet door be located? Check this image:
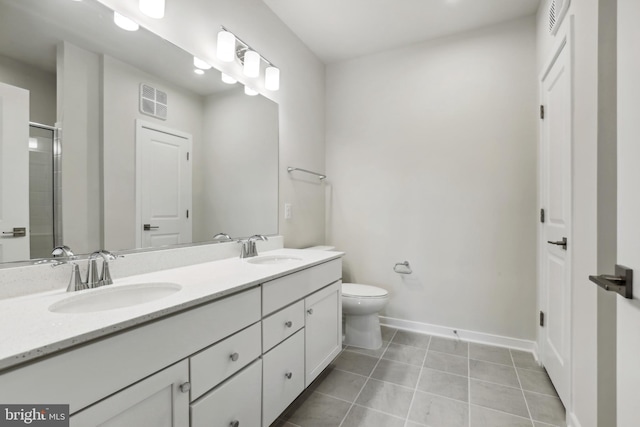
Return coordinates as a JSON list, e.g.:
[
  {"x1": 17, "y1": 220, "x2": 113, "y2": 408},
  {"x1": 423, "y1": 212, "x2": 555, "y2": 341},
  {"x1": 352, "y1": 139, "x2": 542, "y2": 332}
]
[
  {"x1": 305, "y1": 282, "x2": 342, "y2": 386},
  {"x1": 262, "y1": 330, "x2": 305, "y2": 426},
  {"x1": 70, "y1": 360, "x2": 189, "y2": 427}
]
